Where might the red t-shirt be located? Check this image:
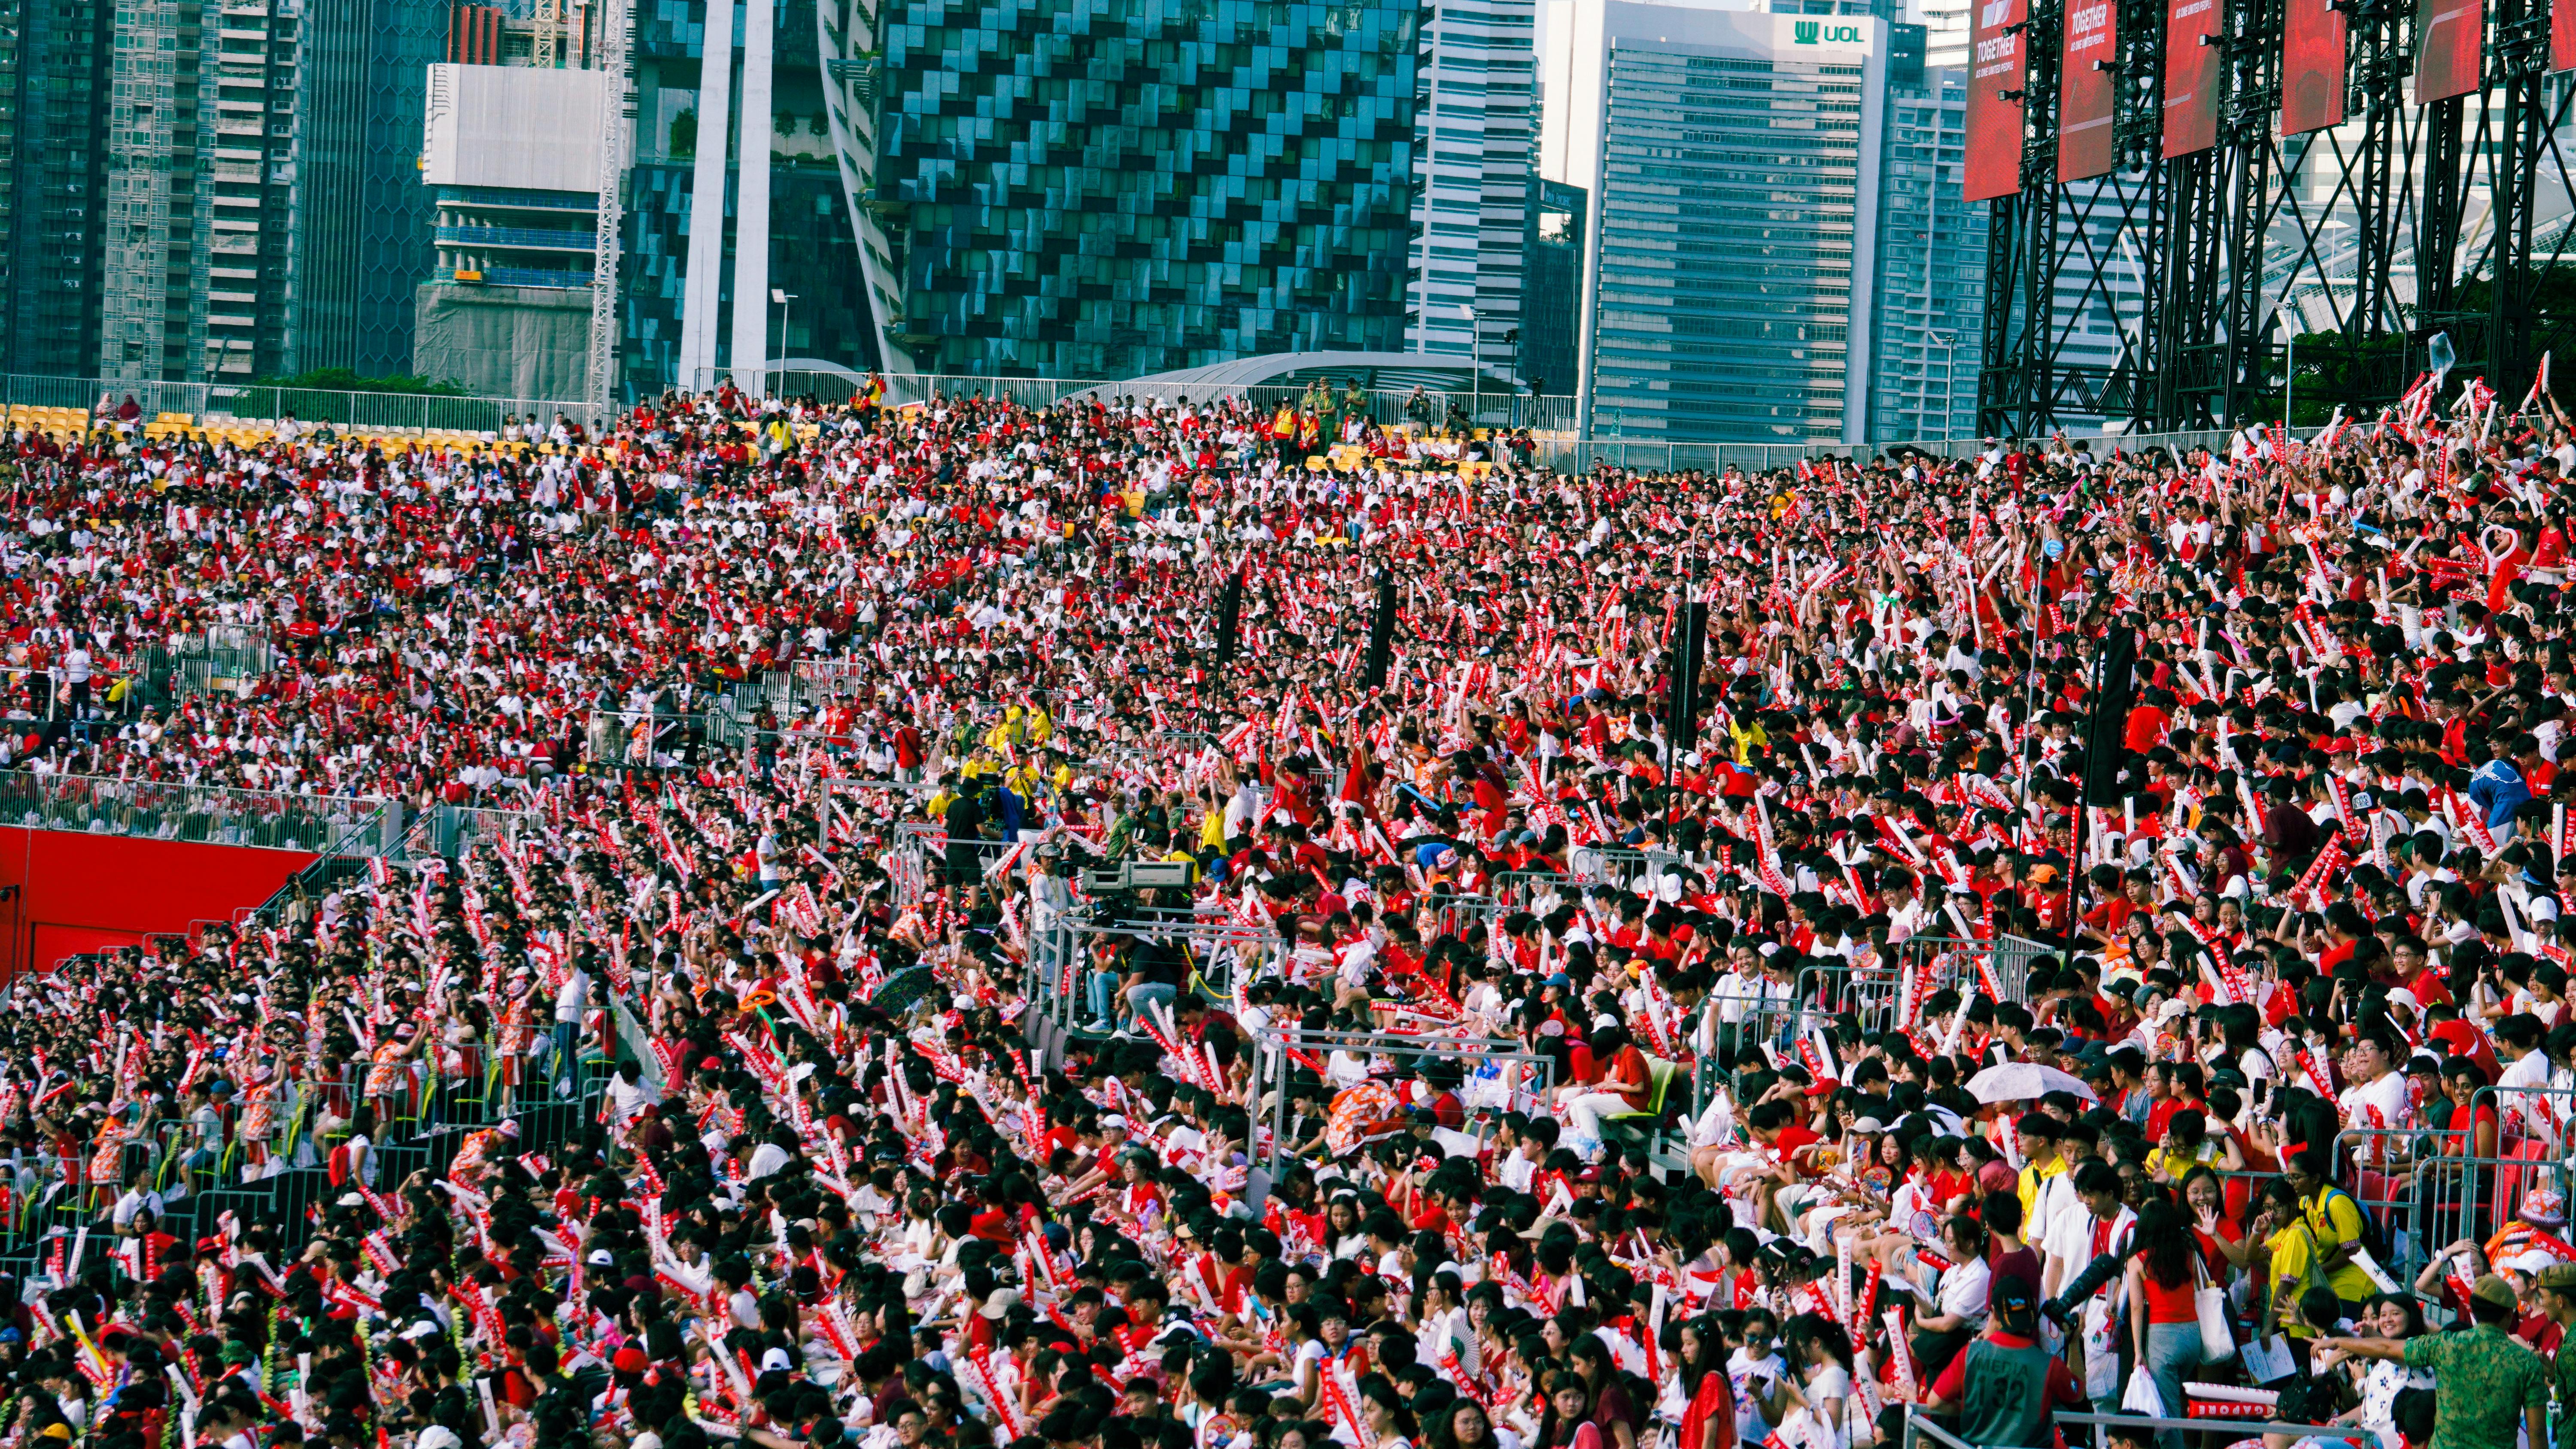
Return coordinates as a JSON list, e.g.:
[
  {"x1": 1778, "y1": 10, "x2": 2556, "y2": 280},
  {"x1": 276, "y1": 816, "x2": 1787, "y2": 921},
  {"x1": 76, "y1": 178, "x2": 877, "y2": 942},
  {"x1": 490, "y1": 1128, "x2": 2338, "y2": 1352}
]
[
  {"x1": 1771, "y1": 1124, "x2": 1821, "y2": 1177},
  {"x1": 2427, "y1": 1019, "x2": 2499, "y2": 1081}
]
